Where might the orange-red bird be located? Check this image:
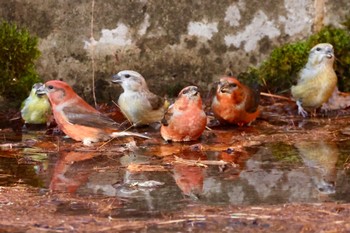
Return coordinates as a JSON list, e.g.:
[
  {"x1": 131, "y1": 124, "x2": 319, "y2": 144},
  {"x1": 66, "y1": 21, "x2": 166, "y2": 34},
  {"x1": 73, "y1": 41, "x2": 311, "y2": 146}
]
[
  {"x1": 211, "y1": 77, "x2": 260, "y2": 126},
  {"x1": 160, "y1": 86, "x2": 207, "y2": 142},
  {"x1": 36, "y1": 80, "x2": 149, "y2": 146}
]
